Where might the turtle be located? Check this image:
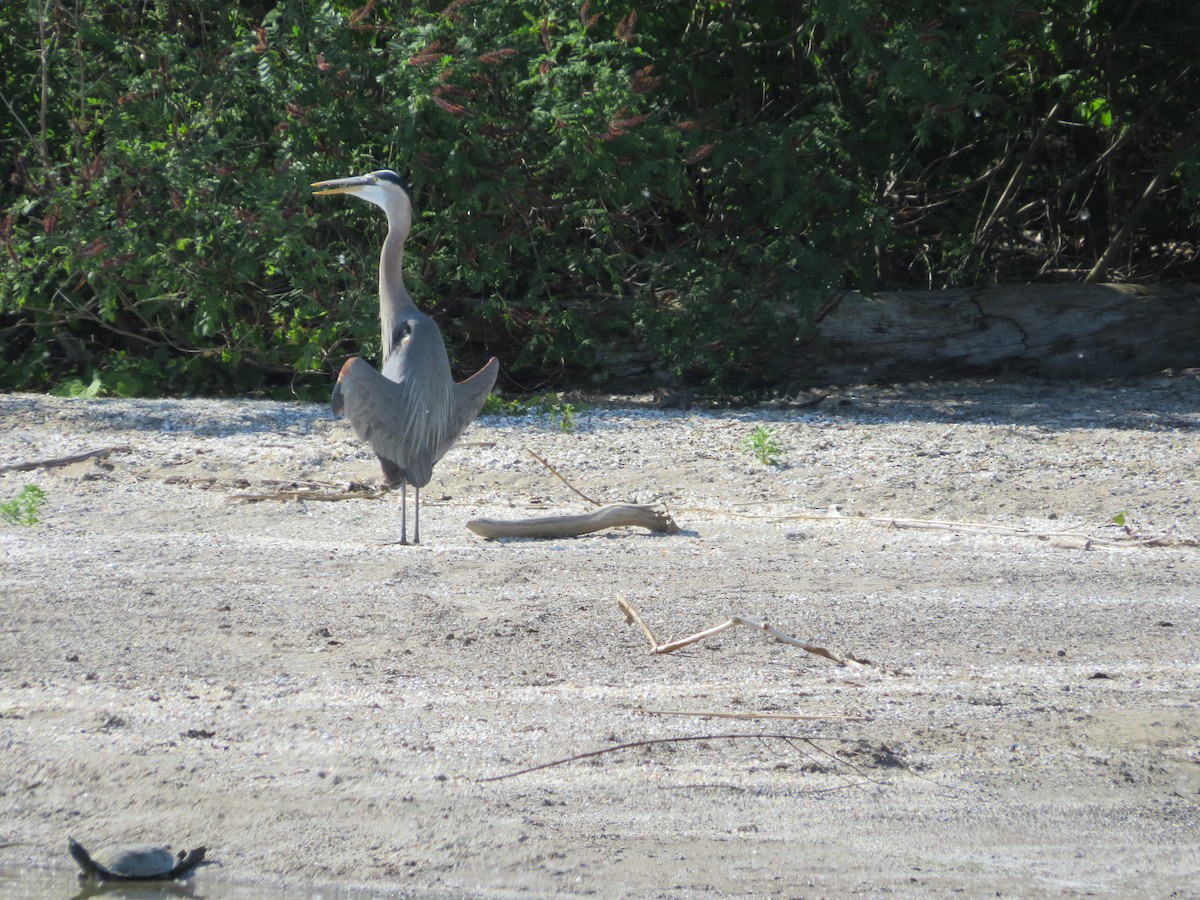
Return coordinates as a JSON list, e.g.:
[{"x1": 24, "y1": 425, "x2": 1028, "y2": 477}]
[{"x1": 67, "y1": 837, "x2": 206, "y2": 881}]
